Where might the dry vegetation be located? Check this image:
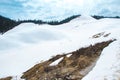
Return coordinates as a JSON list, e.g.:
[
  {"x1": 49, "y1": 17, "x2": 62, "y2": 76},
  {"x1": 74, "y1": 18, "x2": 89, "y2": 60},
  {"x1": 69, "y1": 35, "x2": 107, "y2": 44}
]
[
  {"x1": 92, "y1": 32, "x2": 111, "y2": 38},
  {"x1": 0, "y1": 76, "x2": 12, "y2": 80},
  {"x1": 20, "y1": 39, "x2": 115, "y2": 80}
]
